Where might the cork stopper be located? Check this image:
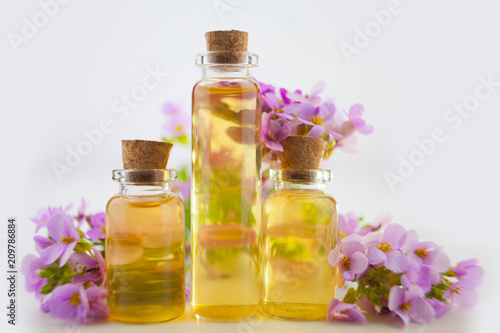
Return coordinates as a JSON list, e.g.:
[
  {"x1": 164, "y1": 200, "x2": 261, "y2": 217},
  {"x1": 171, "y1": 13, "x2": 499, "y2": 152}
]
[
  {"x1": 121, "y1": 140, "x2": 173, "y2": 183},
  {"x1": 280, "y1": 136, "x2": 326, "y2": 170},
  {"x1": 205, "y1": 30, "x2": 248, "y2": 64}
]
